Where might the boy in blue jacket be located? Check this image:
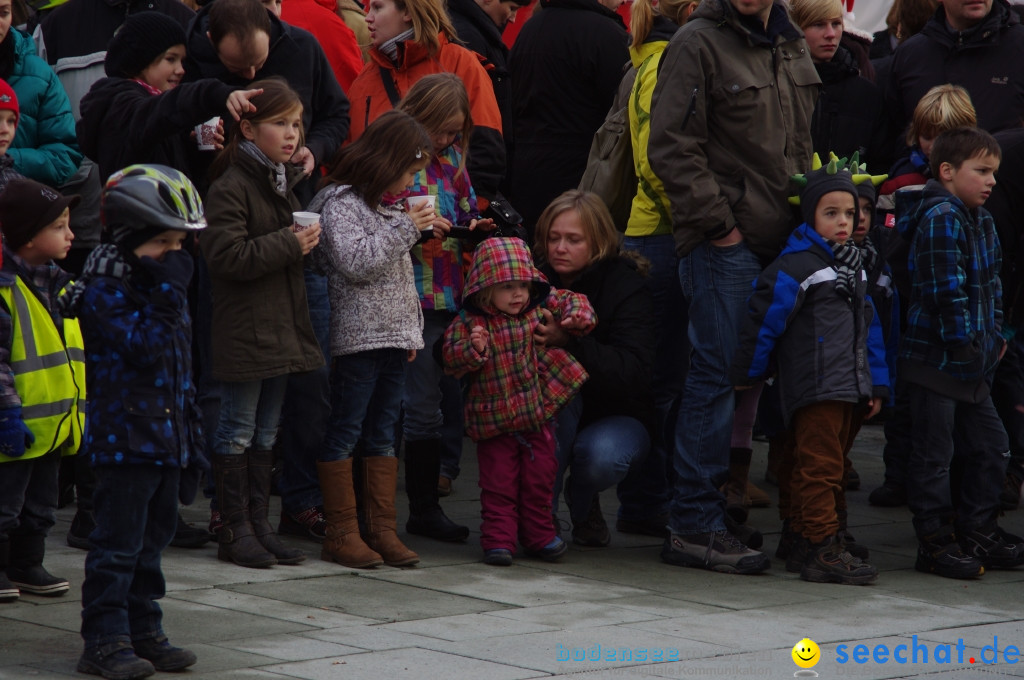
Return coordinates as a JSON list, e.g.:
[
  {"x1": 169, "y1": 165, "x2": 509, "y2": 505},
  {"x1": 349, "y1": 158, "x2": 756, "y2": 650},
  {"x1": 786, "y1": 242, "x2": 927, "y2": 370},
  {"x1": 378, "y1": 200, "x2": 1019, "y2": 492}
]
[
  {"x1": 731, "y1": 156, "x2": 889, "y2": 585},
  {"x1": 897, "y1": 126, "x2": 1024, "y2": 579}
]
